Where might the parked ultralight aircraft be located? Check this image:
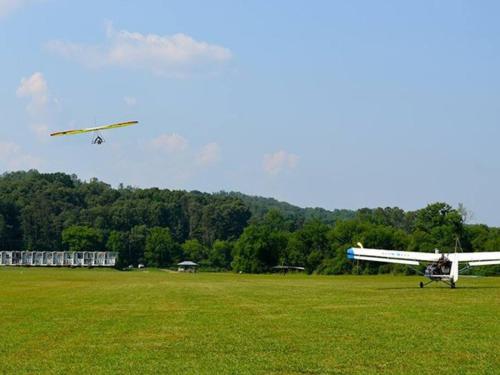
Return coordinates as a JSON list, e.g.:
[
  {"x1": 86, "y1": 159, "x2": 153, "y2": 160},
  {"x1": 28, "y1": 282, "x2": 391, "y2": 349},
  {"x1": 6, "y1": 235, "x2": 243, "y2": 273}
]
[{"x1": 347, "y1": 246, "x2": 500, "y2": 288}]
